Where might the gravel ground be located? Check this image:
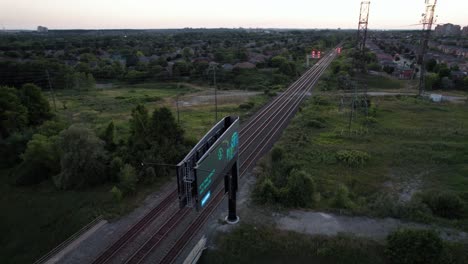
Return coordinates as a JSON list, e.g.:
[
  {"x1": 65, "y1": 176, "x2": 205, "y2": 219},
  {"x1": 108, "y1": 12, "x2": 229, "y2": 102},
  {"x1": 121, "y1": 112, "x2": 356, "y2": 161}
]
[{"x1": 276, "y1": 210, "x2": 468, "y2": 242}]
